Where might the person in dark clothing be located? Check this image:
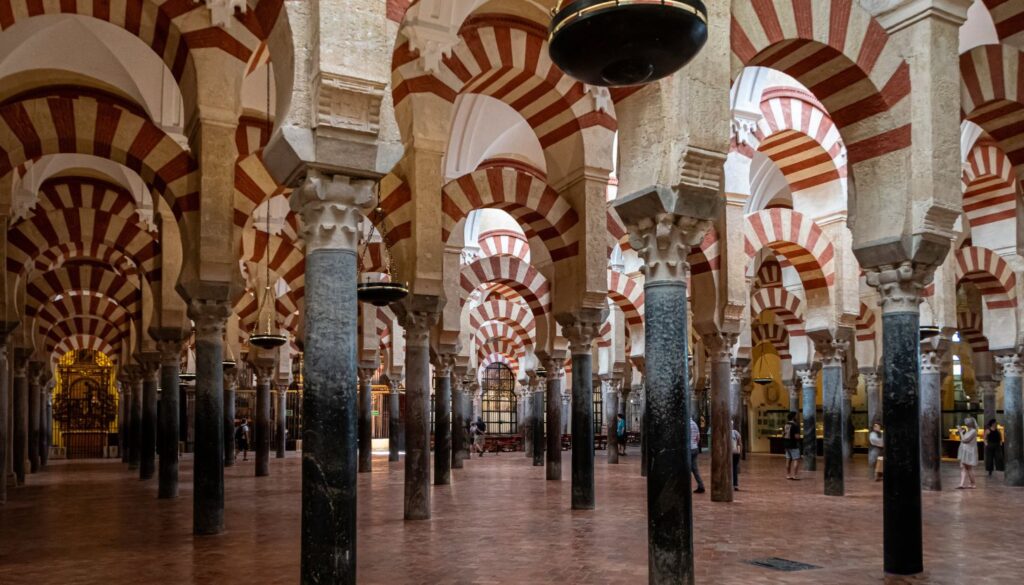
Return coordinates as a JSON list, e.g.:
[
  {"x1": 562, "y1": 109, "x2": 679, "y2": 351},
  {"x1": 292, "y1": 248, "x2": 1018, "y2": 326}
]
[
  {"x1": 985, "y1": 419, "x2": 1004, "y2": 477},
  {"x1": 782, "y1": 412, "x2": 800, "y2": 480},
  {"x1": 616, "y1": 413, "x2": 627, "y2": 456},
  {"x1": 235, "y1": 418, "x2": 250, "y2": 462}
]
